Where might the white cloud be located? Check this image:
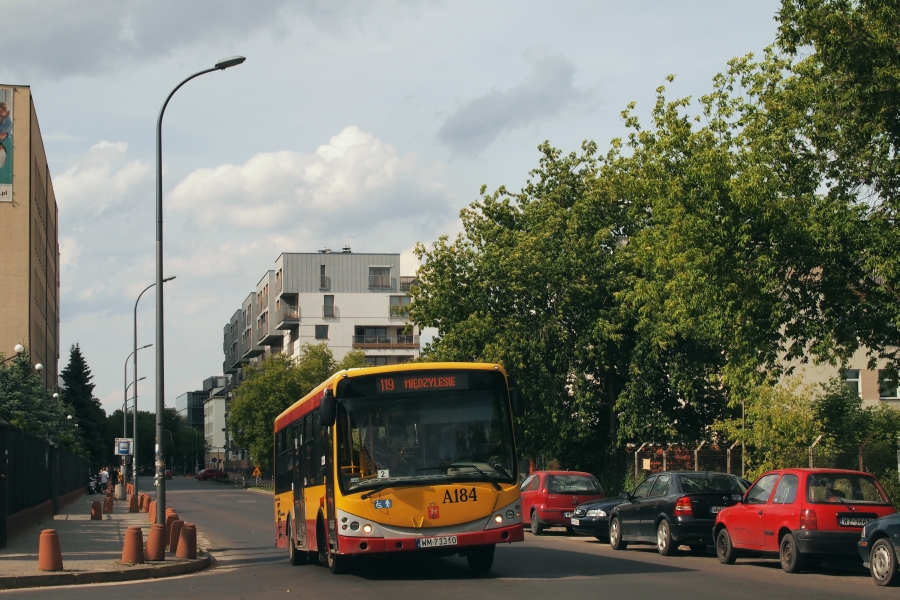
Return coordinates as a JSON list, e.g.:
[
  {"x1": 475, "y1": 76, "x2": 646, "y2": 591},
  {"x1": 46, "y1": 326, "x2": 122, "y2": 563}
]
[
  {"x1": 437, "y1": 46, "x2": 595, "y2": 155},
  {"x1": 54, "y1": 141, "x2": 151, "y2": 217}
]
